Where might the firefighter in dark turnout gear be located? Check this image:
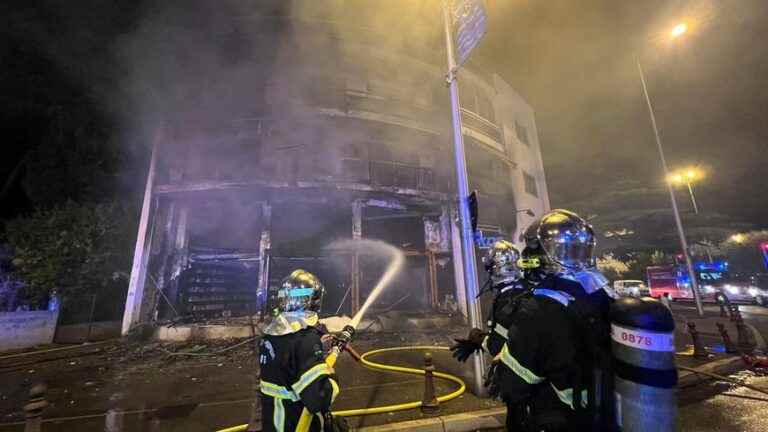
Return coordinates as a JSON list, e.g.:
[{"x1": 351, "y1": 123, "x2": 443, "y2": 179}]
[
  {"x1": 450, "y1": 240, "x2": 526, "y2": 360},
  {"x1": 515, "y1": 209, "x2": 615, "y2": 431},
  {"x1": 259, "y1": 270, "x2": 344, "y2": 432},
  {"x1": 452, "y1": 211, "x2": 615, "y2": 431}
]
